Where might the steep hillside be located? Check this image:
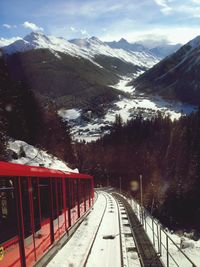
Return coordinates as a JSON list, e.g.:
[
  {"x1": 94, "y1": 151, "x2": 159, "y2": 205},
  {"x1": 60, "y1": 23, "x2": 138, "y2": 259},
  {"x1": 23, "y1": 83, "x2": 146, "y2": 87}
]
[
  {"x1": 4, "y1": 48, "x2": 122, "y2": 109},
  {"x1": 132, "y1": 36, "x2": 200, "y2": 105},
  {"x1": 150, "y1": 44, "x2": 181, "y2": 58},
  {"x1": 70, "y1": 36, "x2": 159, "y2": 70},
  {"x1": 0, "y1": 55, "x2": 74, "y2": 162}
]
